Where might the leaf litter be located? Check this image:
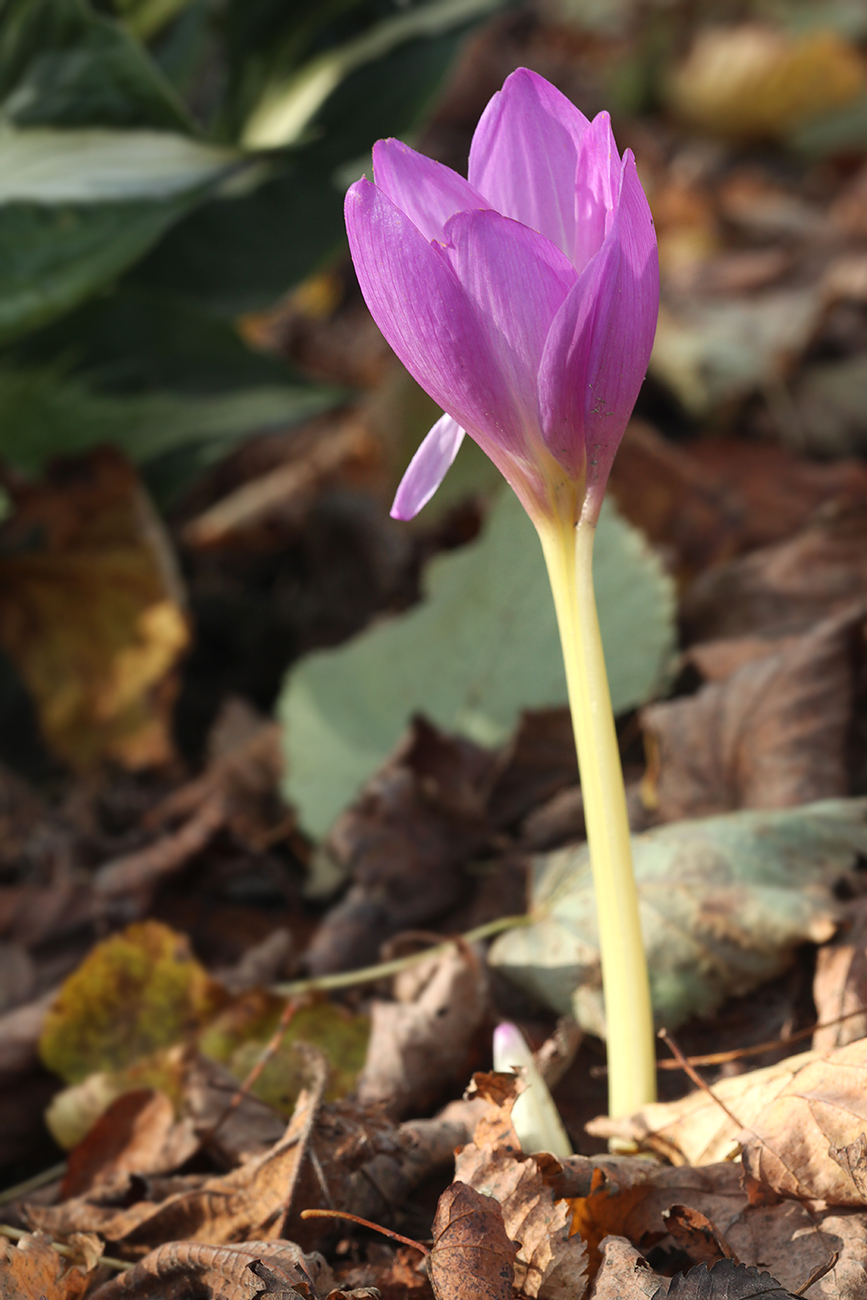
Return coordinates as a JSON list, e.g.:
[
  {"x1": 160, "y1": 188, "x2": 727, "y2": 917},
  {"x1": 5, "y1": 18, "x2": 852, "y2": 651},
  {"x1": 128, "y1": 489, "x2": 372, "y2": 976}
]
[{"x1": 9, "y1": 6, "x2": 867, "y2": 1300}]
